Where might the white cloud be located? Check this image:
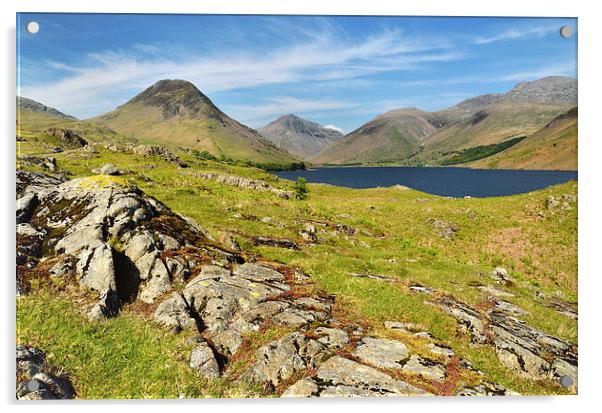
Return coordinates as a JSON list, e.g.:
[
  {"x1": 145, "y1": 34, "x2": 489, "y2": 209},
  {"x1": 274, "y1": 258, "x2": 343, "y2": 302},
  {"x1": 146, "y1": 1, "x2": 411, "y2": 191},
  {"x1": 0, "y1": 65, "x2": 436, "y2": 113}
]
[{"x1": 323, "y1": 124, "x2": 345, "y2": 134}]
